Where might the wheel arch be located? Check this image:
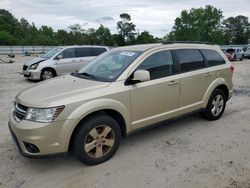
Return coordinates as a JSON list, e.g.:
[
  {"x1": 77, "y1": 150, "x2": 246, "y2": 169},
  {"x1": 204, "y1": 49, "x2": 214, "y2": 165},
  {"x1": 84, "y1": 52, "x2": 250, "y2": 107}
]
[
  {"x1": 68, "y1": 109, "x2": 127, "y2": 151},
  {"x1": 202, "y1": 79, "x2": 230, "y2": 108},
  {"x1": 64, "y1": 99, "x2": 131, "y2": 152}
]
